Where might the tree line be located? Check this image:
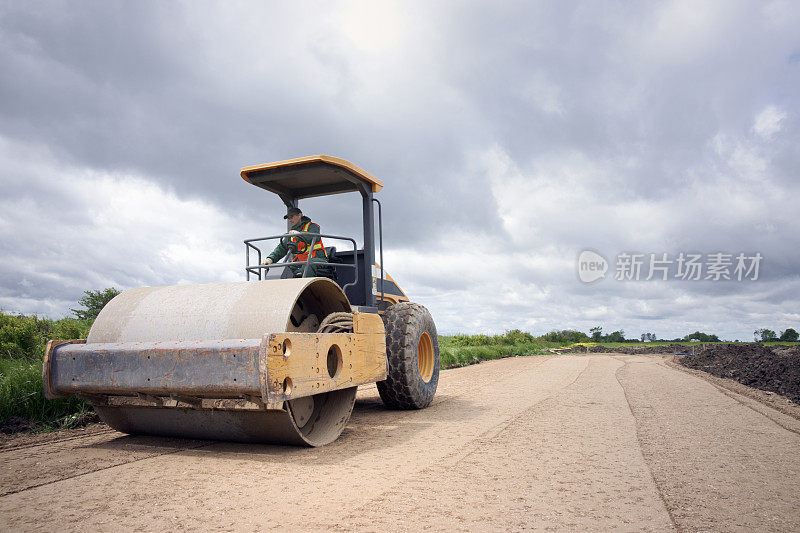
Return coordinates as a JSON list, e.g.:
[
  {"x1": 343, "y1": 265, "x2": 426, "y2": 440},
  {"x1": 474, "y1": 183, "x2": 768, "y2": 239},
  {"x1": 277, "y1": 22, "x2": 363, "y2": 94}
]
[
  {"x1": 754, "y1": 328, "x2": 799, "y2": 342},
  {"x1": 542, "y1": 326, "x2": 799, "y2": 344}
]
